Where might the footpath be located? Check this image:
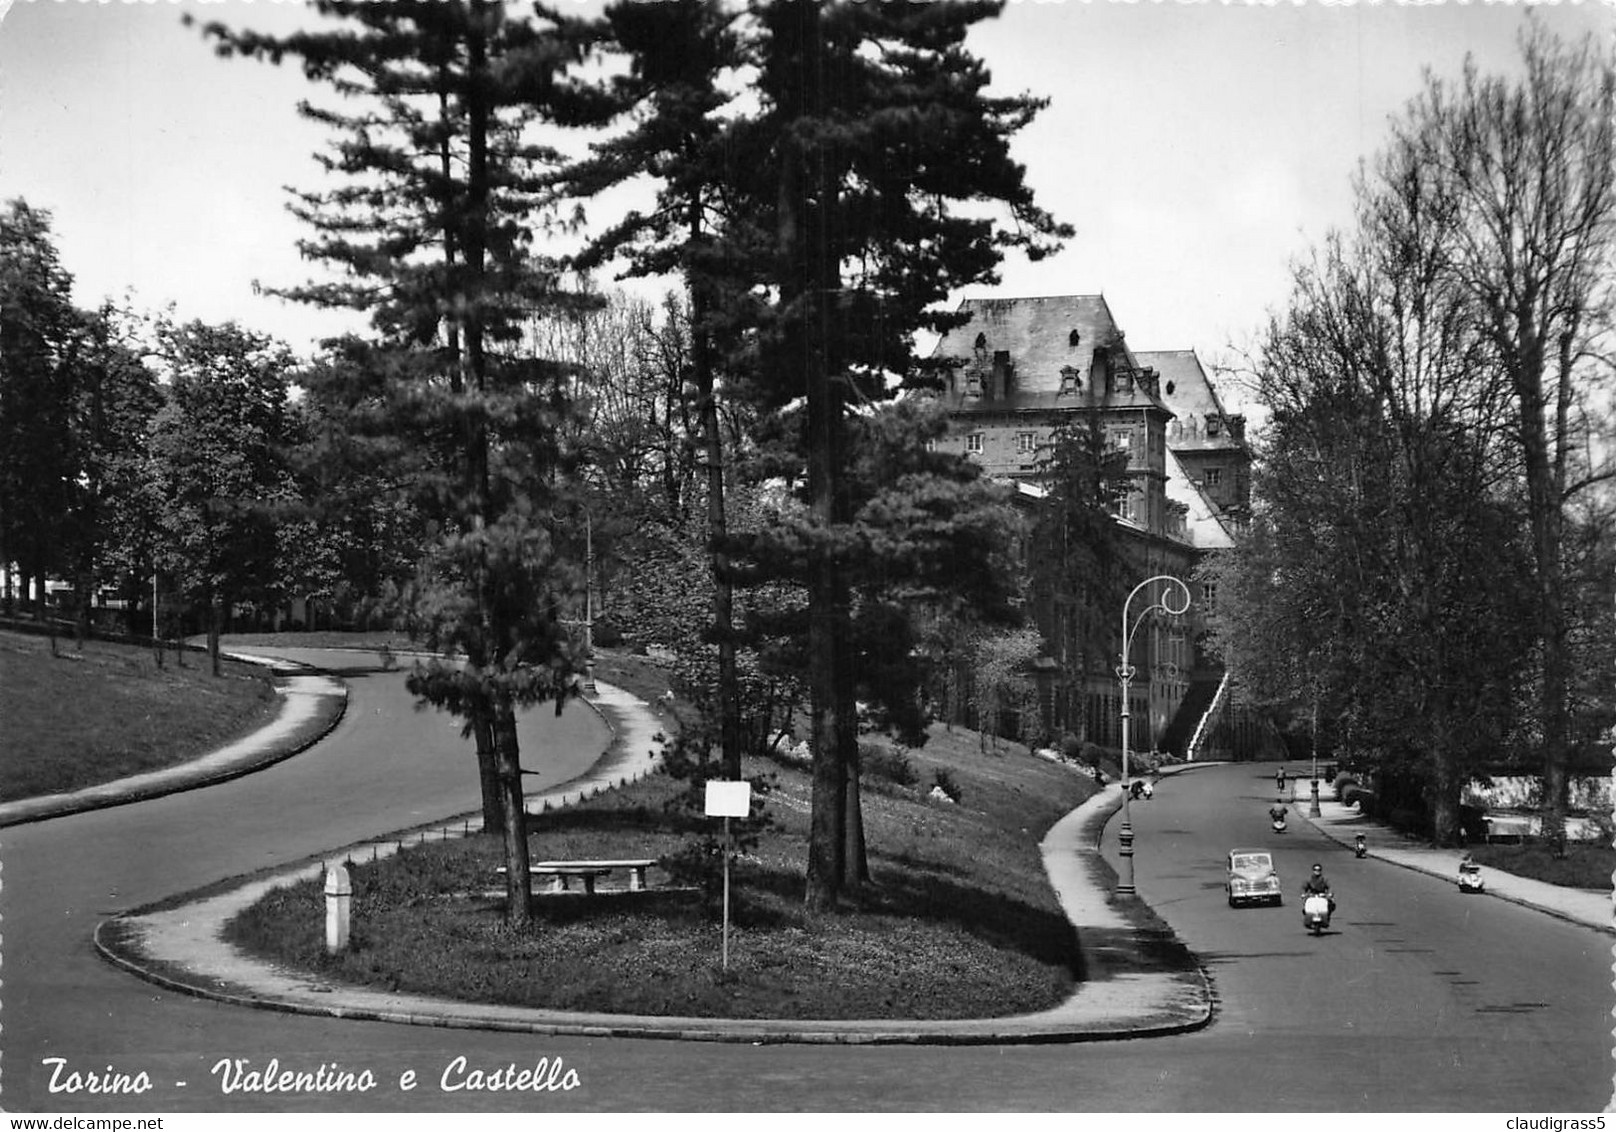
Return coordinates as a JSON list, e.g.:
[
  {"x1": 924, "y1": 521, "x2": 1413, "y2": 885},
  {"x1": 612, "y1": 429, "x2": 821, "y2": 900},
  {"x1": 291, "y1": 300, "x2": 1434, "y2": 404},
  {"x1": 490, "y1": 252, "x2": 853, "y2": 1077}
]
[
  {"x1": 1286, "y1": 778, "x2": 1612, "y2": 936},
  {"x1": 31, "y1": 648, "x2": 1606, "y2": 1043},
  {"x1": 48, "y1": 646, "x2": 1212, "y2": 1044}
]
